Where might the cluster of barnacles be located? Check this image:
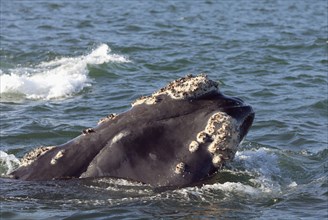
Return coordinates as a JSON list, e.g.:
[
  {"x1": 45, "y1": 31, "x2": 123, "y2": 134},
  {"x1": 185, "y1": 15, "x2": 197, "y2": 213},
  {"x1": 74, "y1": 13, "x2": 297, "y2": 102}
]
[
  {"x1": 97, "y1": 113, "x2": 117, "y2": 125},
  {"x1": 20, "y1": 146, "x2": 55, "y2": 167},
  {"x1": 132, "y1": 74, "x2": 219, "y2": 106},
  {"x1": 189, "y1": 112, "x2": 239, "y2": 167},
  {"x1": 174, "y1": 112, "x2": 239, "y2": 176},
  {"x1": 50, "y1": 149, "x2": 65, "y2": 165}
]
